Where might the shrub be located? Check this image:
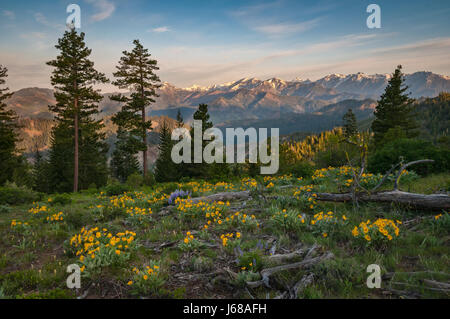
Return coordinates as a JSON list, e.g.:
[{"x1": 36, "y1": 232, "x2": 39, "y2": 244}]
[
  {"x1": 160, "y1": 182, "x2": 179, "y2": 195},
  {"x1": 314, "y1": 142, "x2": 359, "y2": 169},
  {"x1": 0, "y1": 205, "x2": 11, "y2": 214},
  {"x1": 0, "y1": 184, "x2": 42, "y2": 205},
  {"x1": 50, "y1": 194, "x2": 72, "y2": 206},
  {"x1": 143, "y1": 172, "x2": 156, "y2": 187},
  {"x1": 126, "y1": 173, "x2": 144, "y2": 189},
  {"x1": 368, "y1": 138, "x2": 450, "y2": 175},
  {"x1": 104, "y1": 183, "x2": 129, "y2": 196},
  {"x1": 287, "y1": 161, "x2": 315, "y2": 178}
]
